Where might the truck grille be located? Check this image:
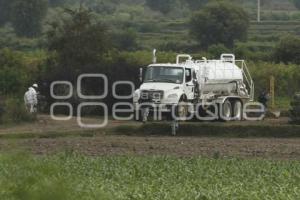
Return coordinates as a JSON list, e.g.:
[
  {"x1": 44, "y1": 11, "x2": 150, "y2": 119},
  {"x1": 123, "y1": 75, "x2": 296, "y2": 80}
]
[{"x1": 140, "y1": 90, "x2": 164, "y2": 102}]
